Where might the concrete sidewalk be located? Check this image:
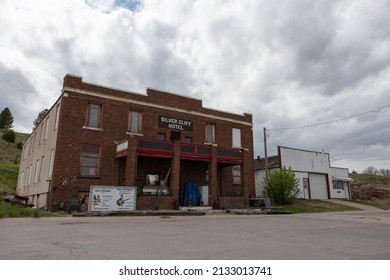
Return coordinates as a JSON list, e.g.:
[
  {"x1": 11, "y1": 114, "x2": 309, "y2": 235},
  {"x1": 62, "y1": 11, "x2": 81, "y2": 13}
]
[{"x1": 326, "y1": 199, "x2": 385, "y2": 211}]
